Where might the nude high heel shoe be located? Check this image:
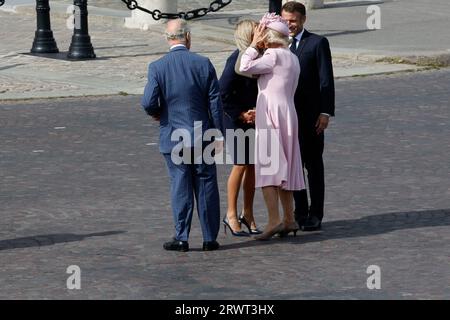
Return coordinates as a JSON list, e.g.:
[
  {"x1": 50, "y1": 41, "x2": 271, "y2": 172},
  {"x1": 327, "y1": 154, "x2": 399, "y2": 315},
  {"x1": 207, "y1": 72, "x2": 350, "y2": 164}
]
[
  {"x1": 278, "y1": 221, "x2": 300, "y2": 238},
  {"x1": 254, "y1": 223, "x2": 284, "y2": 241}
]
